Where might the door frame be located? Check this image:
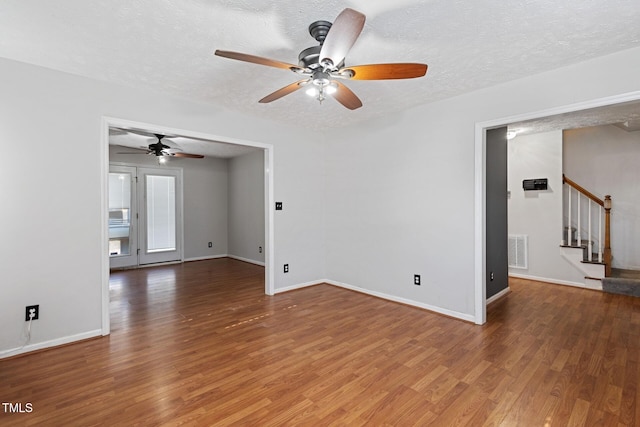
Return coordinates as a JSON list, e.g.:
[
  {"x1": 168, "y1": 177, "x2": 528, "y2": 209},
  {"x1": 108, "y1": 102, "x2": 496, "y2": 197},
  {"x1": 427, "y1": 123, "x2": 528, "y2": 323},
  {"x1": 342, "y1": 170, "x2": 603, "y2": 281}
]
[
  {"x1": 100, "y1": 117, "x2": 275, "y2": 336},
  {"x1": 474, "y1": 90, "x2": 640, "y2": 325}
]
